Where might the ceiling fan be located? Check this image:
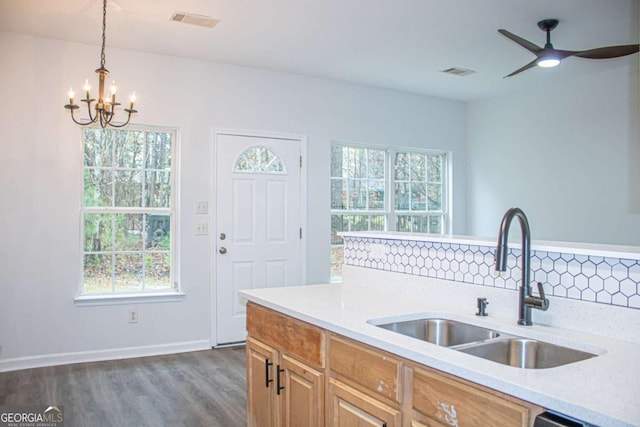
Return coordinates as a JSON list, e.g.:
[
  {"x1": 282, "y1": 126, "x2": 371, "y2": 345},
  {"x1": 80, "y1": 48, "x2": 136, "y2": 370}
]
[{"x1": 499, "y1": 19, "x2": 640, "y2": 78}]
